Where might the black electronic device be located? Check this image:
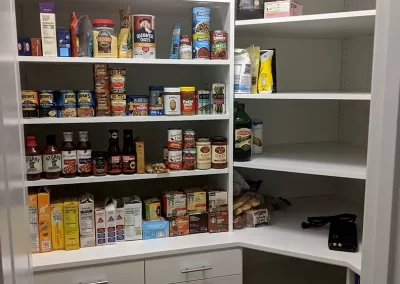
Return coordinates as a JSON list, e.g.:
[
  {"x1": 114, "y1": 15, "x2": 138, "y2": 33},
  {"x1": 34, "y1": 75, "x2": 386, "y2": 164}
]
[{"x1": 301, "y1": 213, "x2": 358, "y2": 253}]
